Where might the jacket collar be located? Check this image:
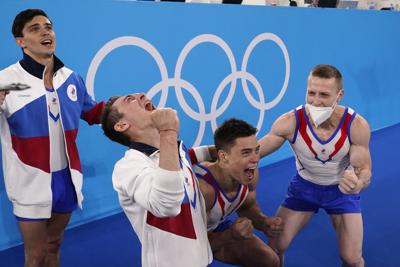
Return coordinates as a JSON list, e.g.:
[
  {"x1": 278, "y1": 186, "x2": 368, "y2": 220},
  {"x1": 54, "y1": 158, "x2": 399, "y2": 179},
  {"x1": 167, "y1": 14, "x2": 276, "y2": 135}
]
[
  {"x1": 130, "y1": 140, "x2": 182, "y2": 157},
  {"x1": 19, "y1": 52, "x2": 64, "y2": 79},
  {"x1": 130, "y1": 141, "x2": 158, "y2": 156}
]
